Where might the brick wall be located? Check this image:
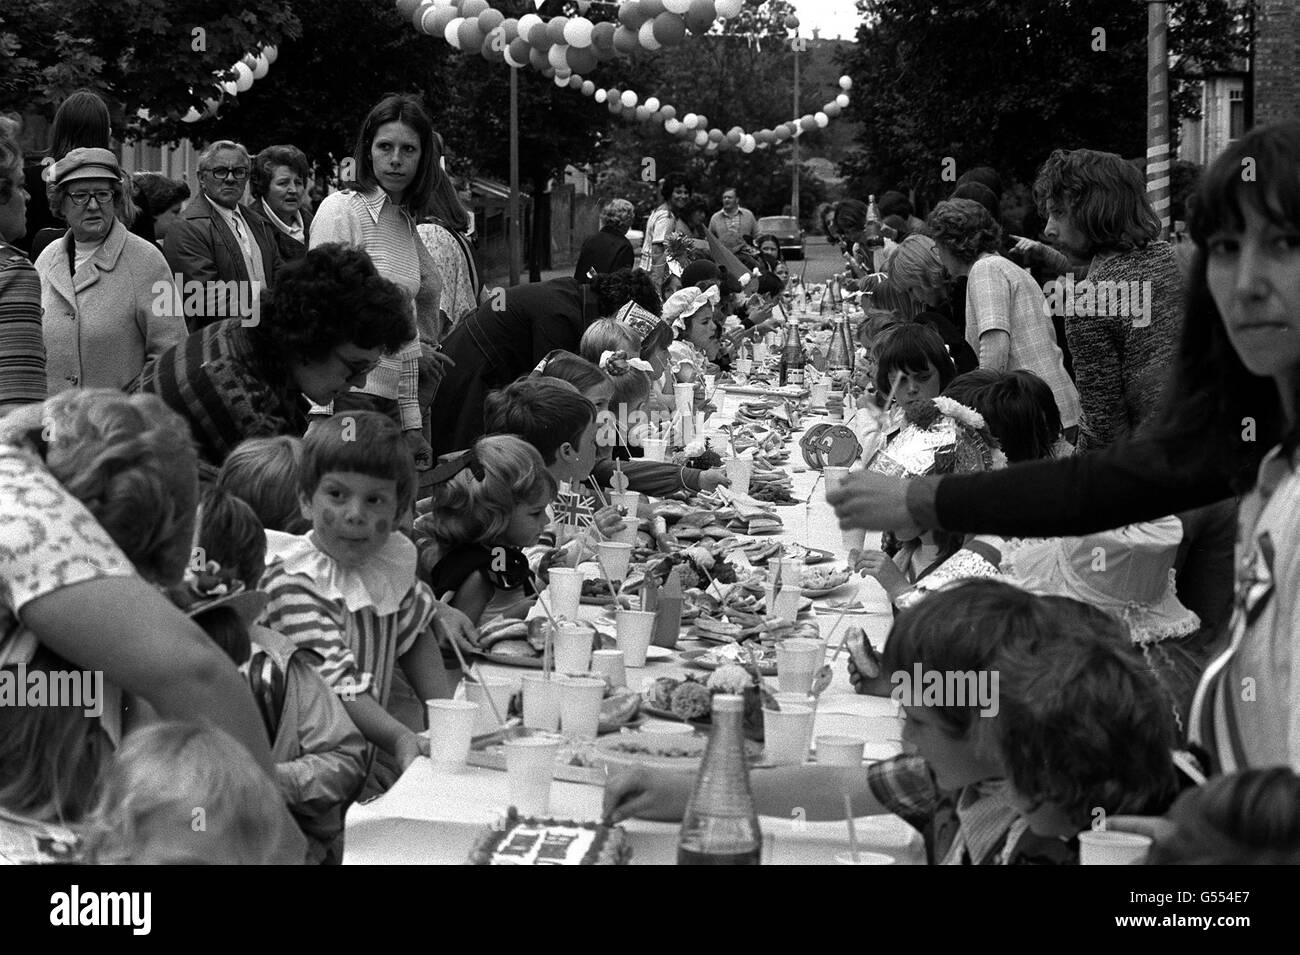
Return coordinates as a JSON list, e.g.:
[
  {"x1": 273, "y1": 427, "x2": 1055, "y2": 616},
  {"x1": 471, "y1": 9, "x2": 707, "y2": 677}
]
[{"x1": 1255, "y1": 0, "x2": 1300, "y2": 125}]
